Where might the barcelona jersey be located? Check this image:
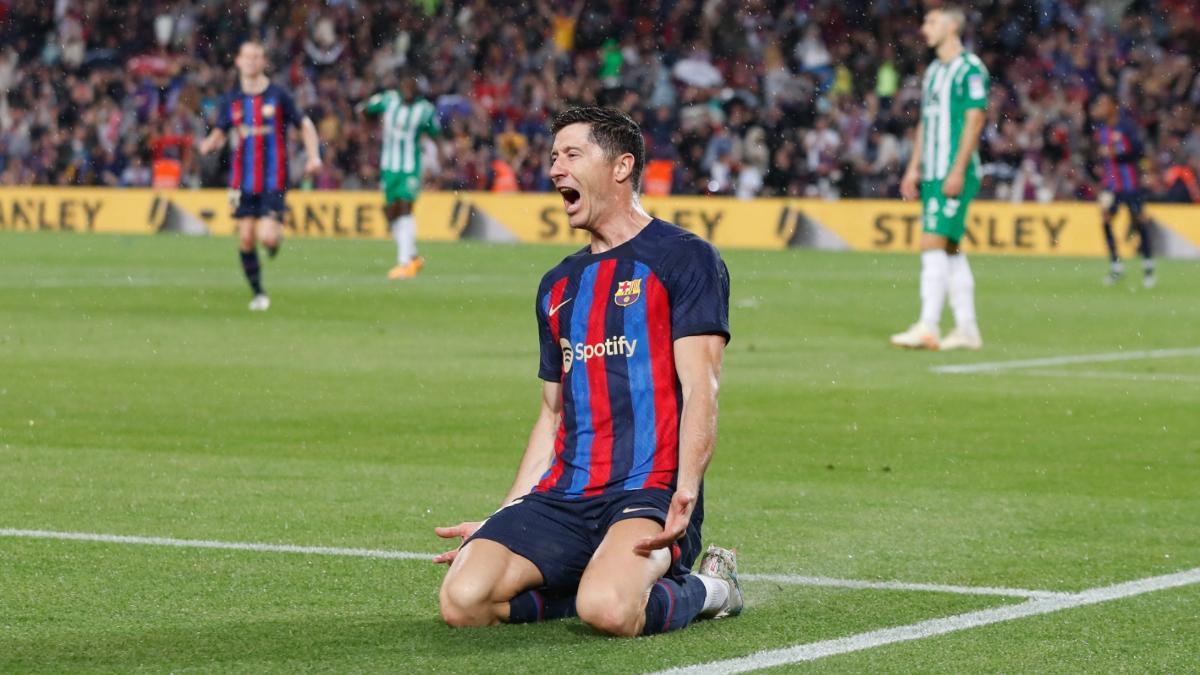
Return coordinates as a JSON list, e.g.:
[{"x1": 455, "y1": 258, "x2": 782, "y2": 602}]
[
  {"x1": 215, "y1": 83, "x2": 304, "y2": 194},
  {"x1": 1095, "y1": 121, "x2": 1142, "y2": 193},
  {"x1": 533, "y1": 219, "x2": 731, "y2": 499}
]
